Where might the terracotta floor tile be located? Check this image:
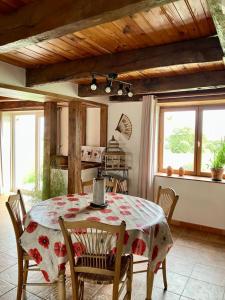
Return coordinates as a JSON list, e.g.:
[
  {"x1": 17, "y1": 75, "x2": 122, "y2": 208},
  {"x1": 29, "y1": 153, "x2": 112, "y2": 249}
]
[
  {"x1": 166, "y1": 255, "x2": 195, "y2": 277},
  {"x1": 182, "y1": 278, "x2": 224, "y2": 300}
]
